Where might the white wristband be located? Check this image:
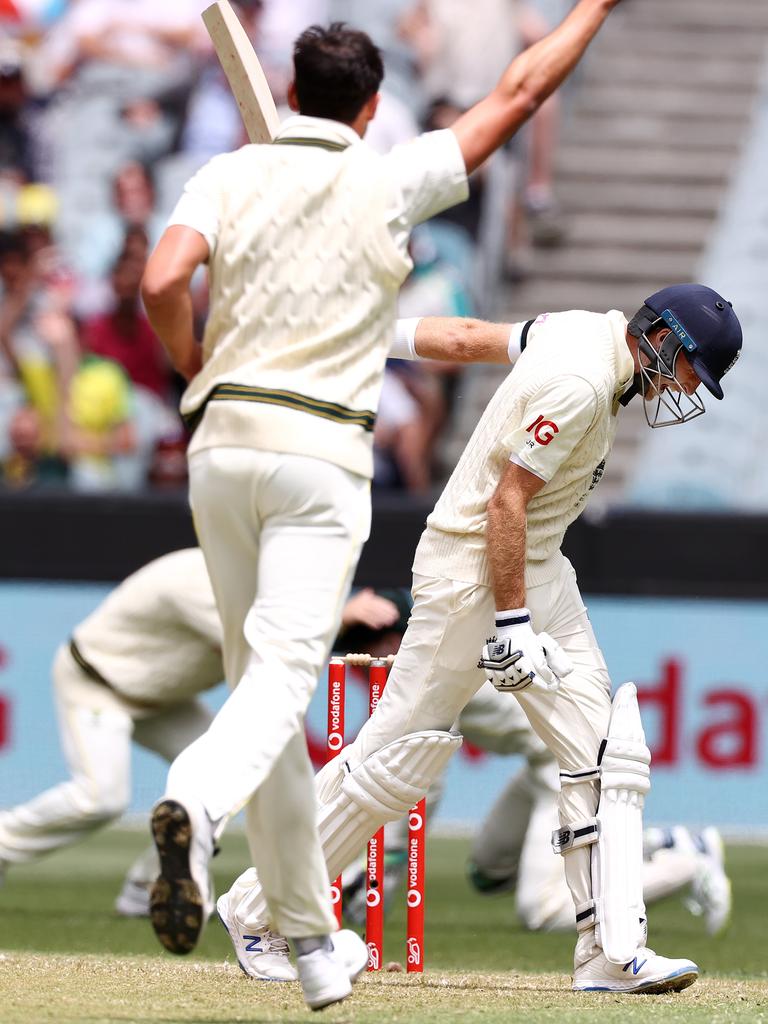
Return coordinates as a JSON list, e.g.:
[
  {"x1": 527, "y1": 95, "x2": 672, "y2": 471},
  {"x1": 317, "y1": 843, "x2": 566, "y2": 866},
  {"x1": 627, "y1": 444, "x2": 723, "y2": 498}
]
[
  {"x1": 495, "y1": 607, "x2": 530, "y2": 627},
  {"x1": 507, "y1": 323, "x2": 525, "y2": 364},
  {"x1": 390, "y1": 317, "x2": 422, "y2": 360}
]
